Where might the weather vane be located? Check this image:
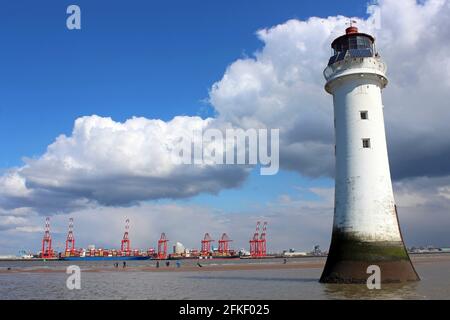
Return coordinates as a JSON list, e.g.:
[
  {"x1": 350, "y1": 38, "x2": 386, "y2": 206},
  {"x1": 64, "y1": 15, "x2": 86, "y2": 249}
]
[{"x1": 346, "y1": 19, "x2": 358, "y2": 28}]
